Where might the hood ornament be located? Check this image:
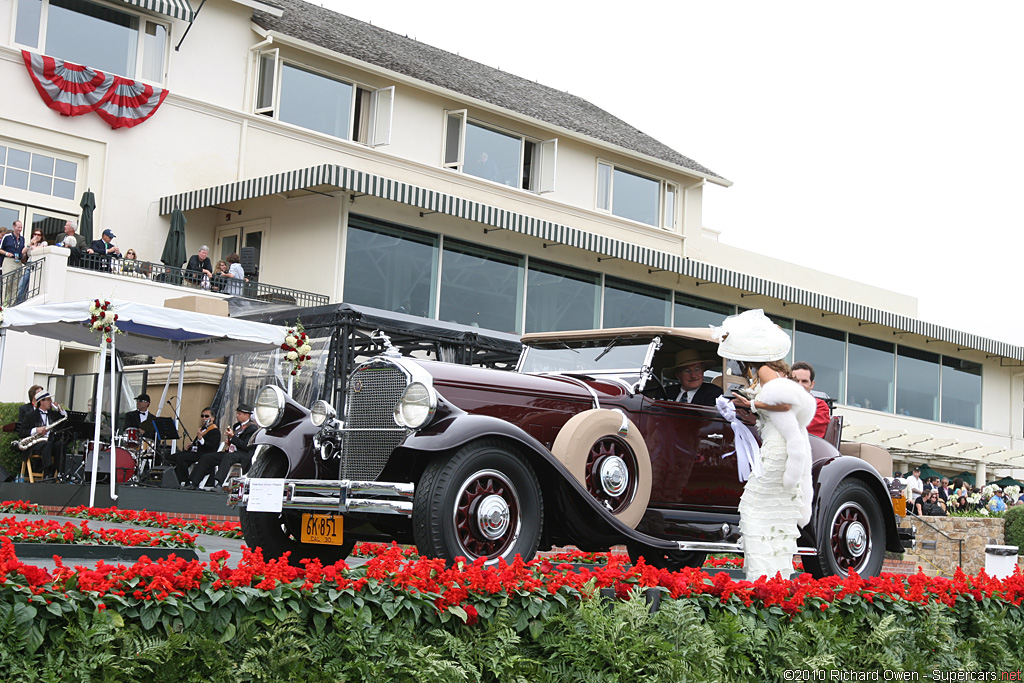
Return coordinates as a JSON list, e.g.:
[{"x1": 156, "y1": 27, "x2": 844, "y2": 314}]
[{"x1": 371, "y1": 330, "x2": 401, "y2": 357}]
